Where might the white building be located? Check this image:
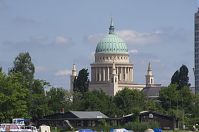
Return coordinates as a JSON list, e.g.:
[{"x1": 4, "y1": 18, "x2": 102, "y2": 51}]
[{"x1": 71, "y1": 20, "x2": 160, "y2": 96}]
